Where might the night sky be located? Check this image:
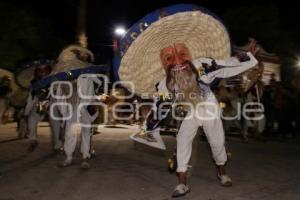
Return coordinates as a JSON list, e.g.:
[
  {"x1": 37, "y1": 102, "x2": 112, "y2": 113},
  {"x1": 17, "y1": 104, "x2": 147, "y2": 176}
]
[{"x1": 1, "y1": 0, "x2": 300, "y2": 65}]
